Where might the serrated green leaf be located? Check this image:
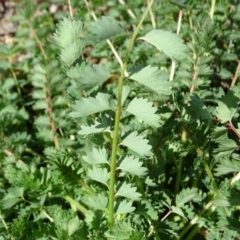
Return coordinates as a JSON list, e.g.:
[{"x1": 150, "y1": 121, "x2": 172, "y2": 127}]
[
  {"x1": 217, "y1": 217, "x2": 240, "y2": 232},
  {"x1": 161, "y1": 192, "x2": 172, "y2": 208},
  {"x1": 126, "y1": 97, "x2": 160, "y2": 127},
  {"x1": 139, "y1": 29, "x2": 188, "y2": 61},
  {"x1": 77, "y1": 113, "x2": 113, "y2": 136},
  {"x1": 117, "y1": 156, "x2": 147, "y2": 177},
  {"x1": 104, "y1": 221, "x2": 142, "y2": 240},
  {"x1": 120, "y1": 132, "x2": 152, "y2": 157},
  {"x1": 88, "y1": 16, "x2": 125, "y2": 42},
  {"x1": 115, "y1": 200, "x2": 135, "y2": 214},
  {"x1": 33, "y1": 100, "x2": 48, "y2": 110},
  {"x1": 171, "y1": 206, "x2": 187, "y2": 219},
  {"x1": 88, "y1": 166, "x2": 109, "y2": 187},
  {"x1": 211, "y1": 127, "x2": 228, "y2": 140},
  {"x1": 216, "y1": 101, "x2": 235, "y2": 123},
  {"x1": 1, "y1": 187, "x2": 24, "y2": 209},
  {"x1": 32, "y1": 89, "x2": 46, "y2": 99},
  {"x1": 116, "y1": 182, "x2": 141, "y2": 201},
  {"x1": 68, "y1": 63, "x2": 112, "y2": 91},
  {"x1": 78, "y1": 121, "x2": 111, "y2": 135},
  {"x1": 213, "y1": 192, "x2": 240, "y2": 207},
  {"x1": 216, "y1": 90, "x2": 239, "y2": 123},
  {"x1": 219, "y1": 68, "x2": 233, "y2": 79},
  {"x1": 0, "y1": 60, "x2": 11, "y2": 70},
  {"x1": 70, "y1": 93, "x2": 111, "y2": 118},
  {"x1": 60, "y1": 40, "x2": 85, "y2": 65},
  {"x1": 129, "y1": 66, "x2": 171, "y2": 95},
  {"x1": 175, "y1": 188, "x2": 200, "y2": 207},
  {"x1": 214, "y1": 139, "x2": 237, "y2": 158},
  {"x1": 67, "y1": 218, "x2": 82, "y2": 236},
  {"x1": 34, "y1": 115, "x2": 50, "y2": 126},
  {"x1": 53, "y1": 17, "x2": 84, "y2": 48},
  {"x1": 53, "y1": 96, "x2": 68, "y2": 106},
  {"x1": 189, "y1": 95, "x2": 212, "y2": 121},
  {"x1": 82, "y1": 148, "x2": 109, "y2": 165},
  {"x1": 215, "y1": 158, "x2": 240, "y2": 176},
  {"x1": 86, "y1": 194, "x2": 108, "y2": 210}
]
